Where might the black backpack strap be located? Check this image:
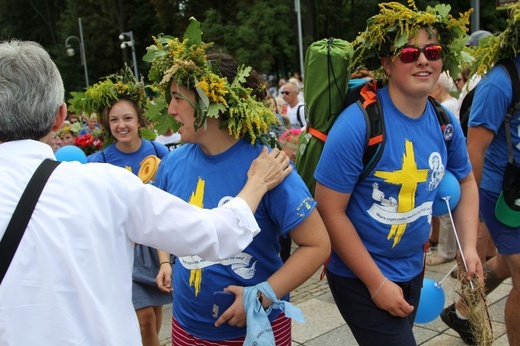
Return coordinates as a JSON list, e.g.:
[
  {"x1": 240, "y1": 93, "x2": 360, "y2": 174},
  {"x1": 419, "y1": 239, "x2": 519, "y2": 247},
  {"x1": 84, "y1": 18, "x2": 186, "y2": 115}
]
[
  {"x1": 296, "y1": 104, "x2": 304, "y2": 127},
  {"x1": 355, "y1": 81, "x2": 385, "y2": 181},
  {"x1": 0, "y1": 159, "x2": 60, "y2": 284},
  {"x1": 459, "y1": 88, "x2": 475, "y2": 137},
  {"x1": 498, "y1": 59, "x2": 520, "y2": 164},
  {"x1": 150, "y1": 140, "x2": 160, "y2": 156},
  {"x1": 428, "y1": 96, "x2": 453, "y2": 145},
  {"x1": 429, "y1": 98, "x2": 450, "y2": 127},
  {"x1": 355, "y1": 82, "x2": 450, "y2": 182}
]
